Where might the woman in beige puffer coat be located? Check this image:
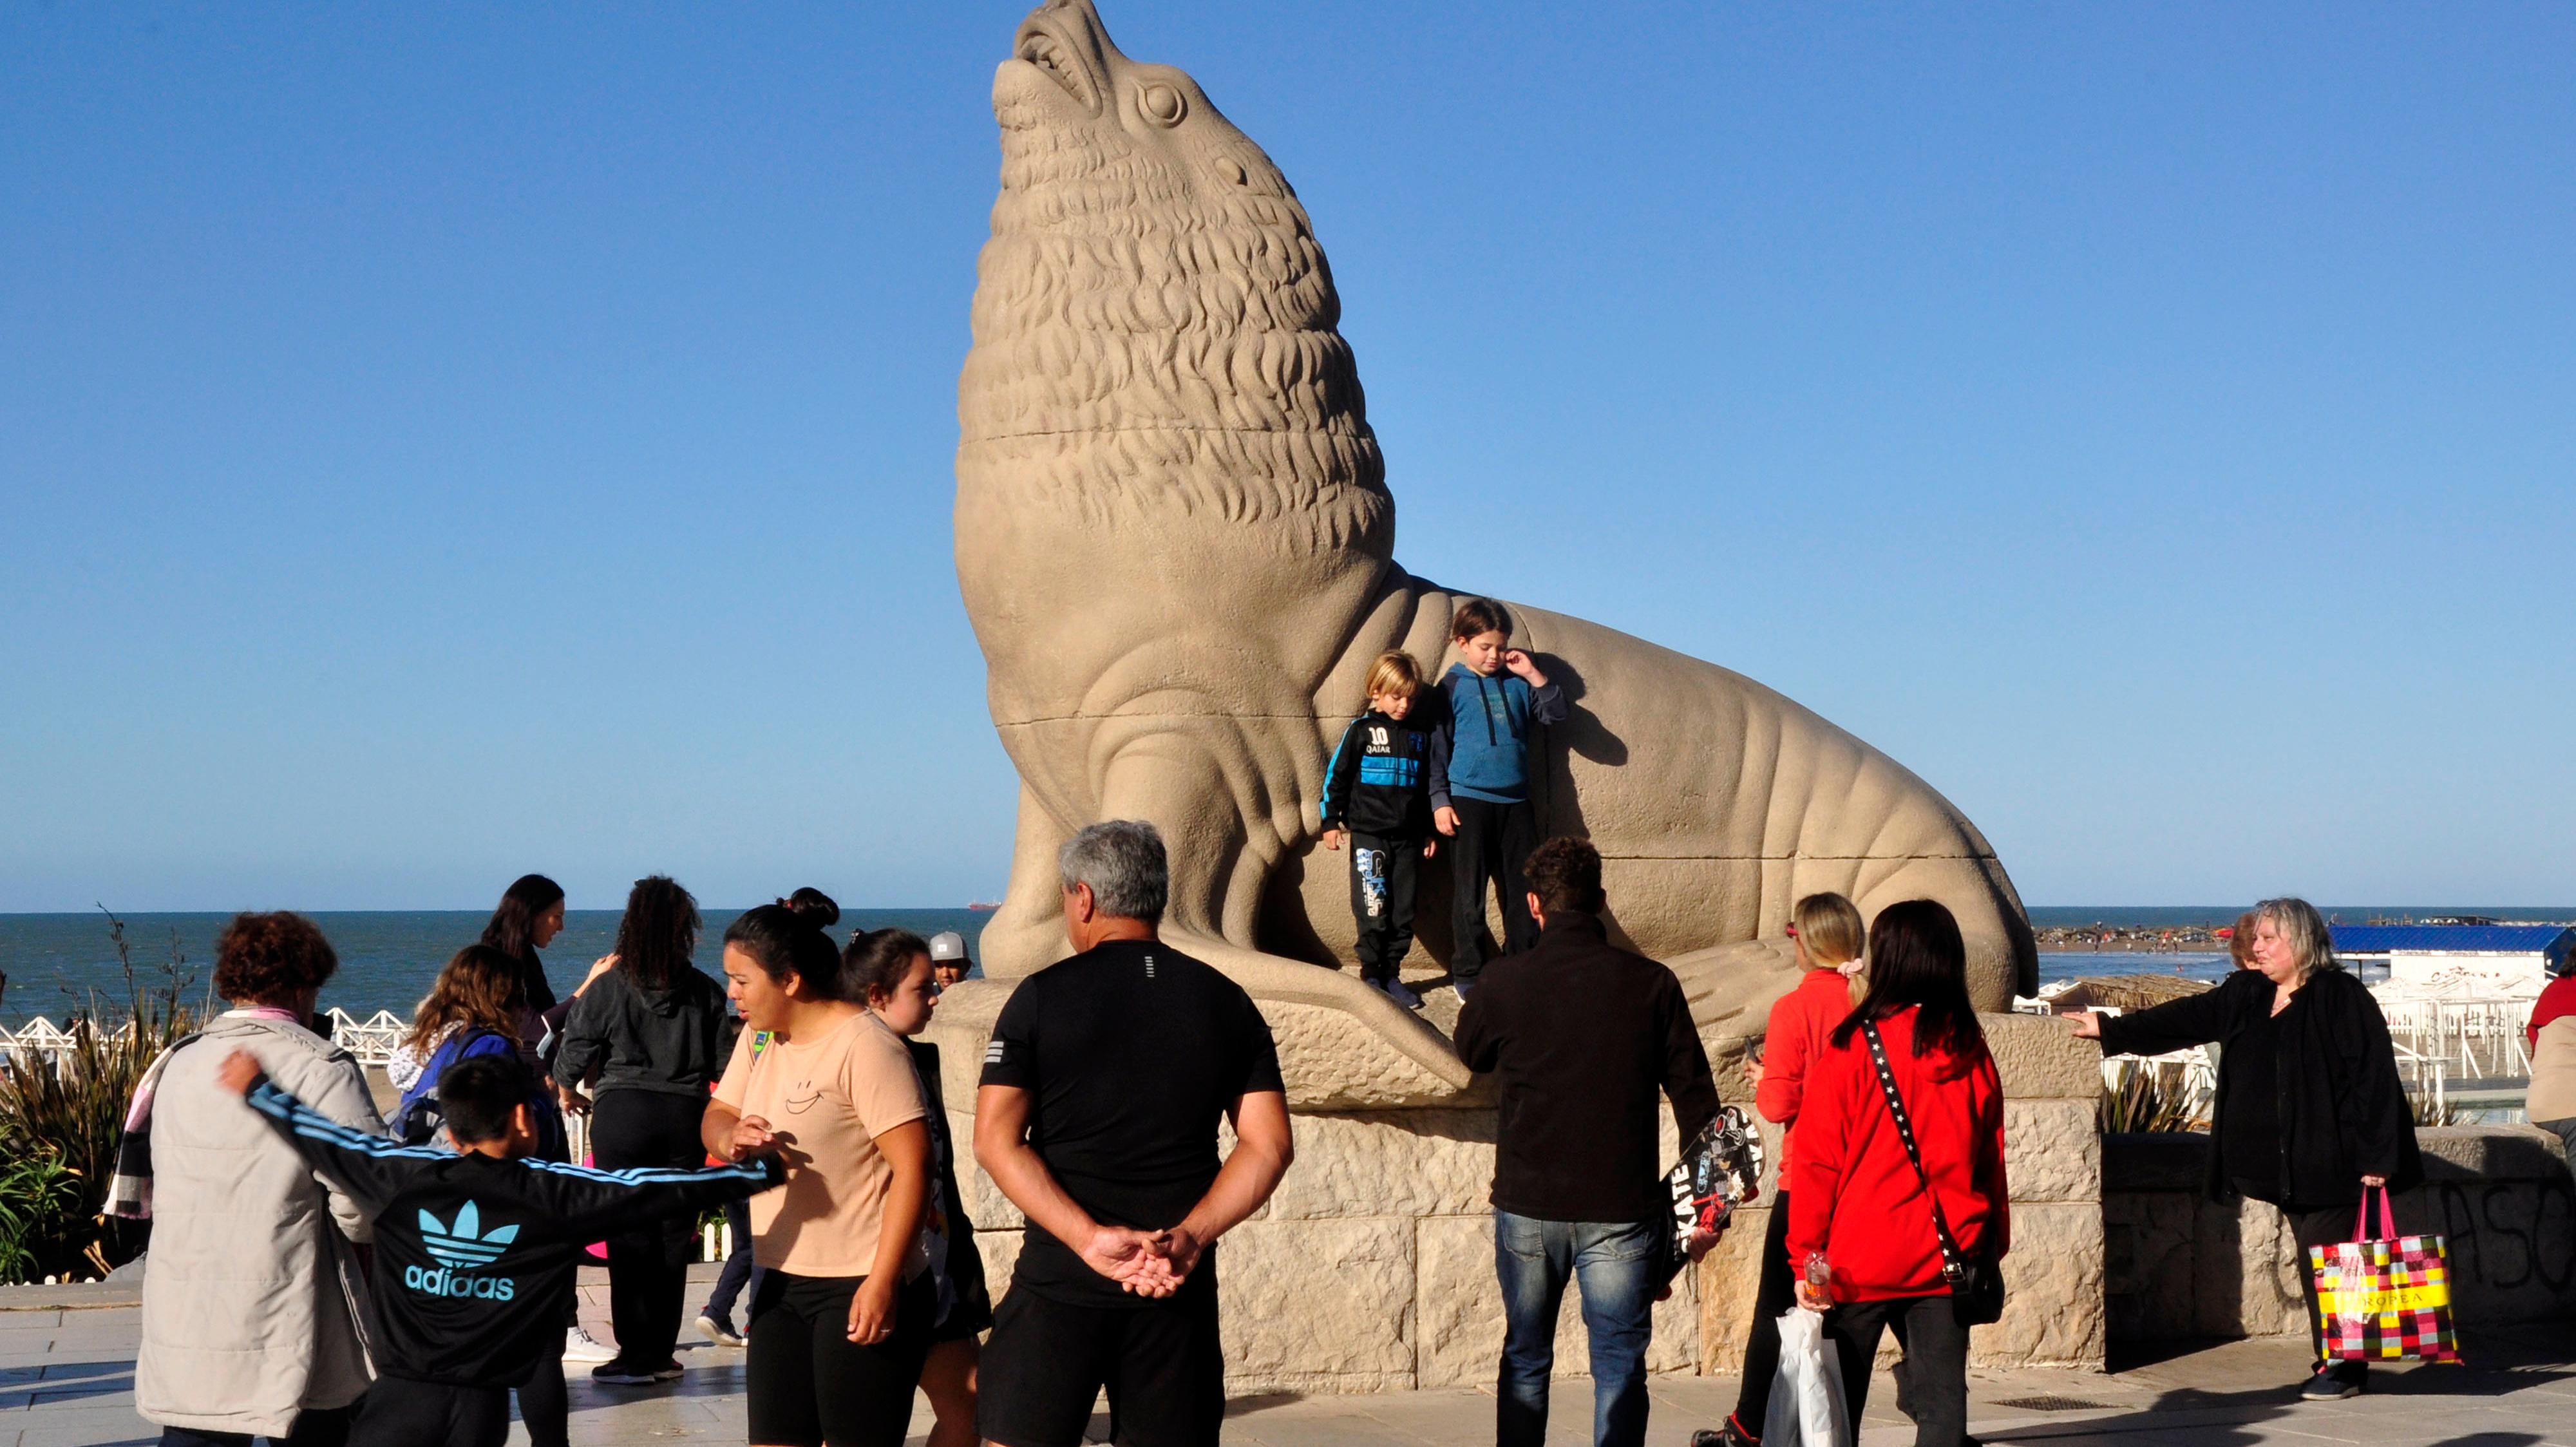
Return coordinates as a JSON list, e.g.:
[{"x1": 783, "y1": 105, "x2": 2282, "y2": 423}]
[{"x1": 138, "y1": 913, "x2": 384, "y2": 1444}]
